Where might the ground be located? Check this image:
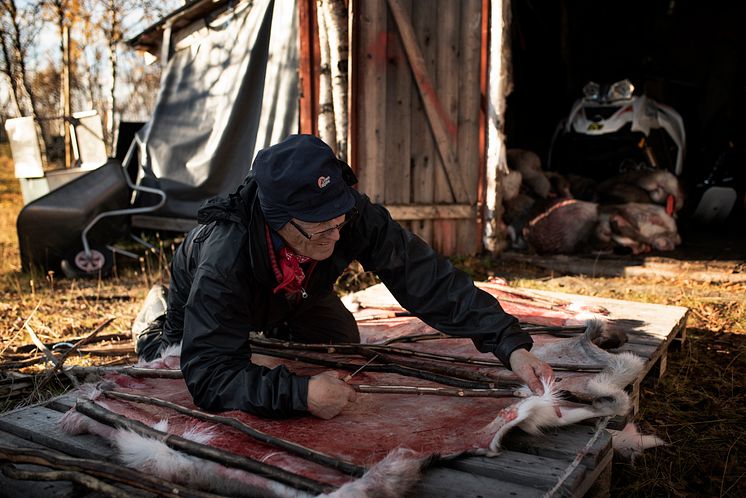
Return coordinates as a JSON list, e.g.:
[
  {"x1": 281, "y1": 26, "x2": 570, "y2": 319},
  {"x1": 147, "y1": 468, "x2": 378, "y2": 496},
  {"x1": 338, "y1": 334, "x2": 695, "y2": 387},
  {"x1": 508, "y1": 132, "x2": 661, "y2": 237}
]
[{"x1": 0, "y1": 148, "x2": 744, "y2": 497}]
